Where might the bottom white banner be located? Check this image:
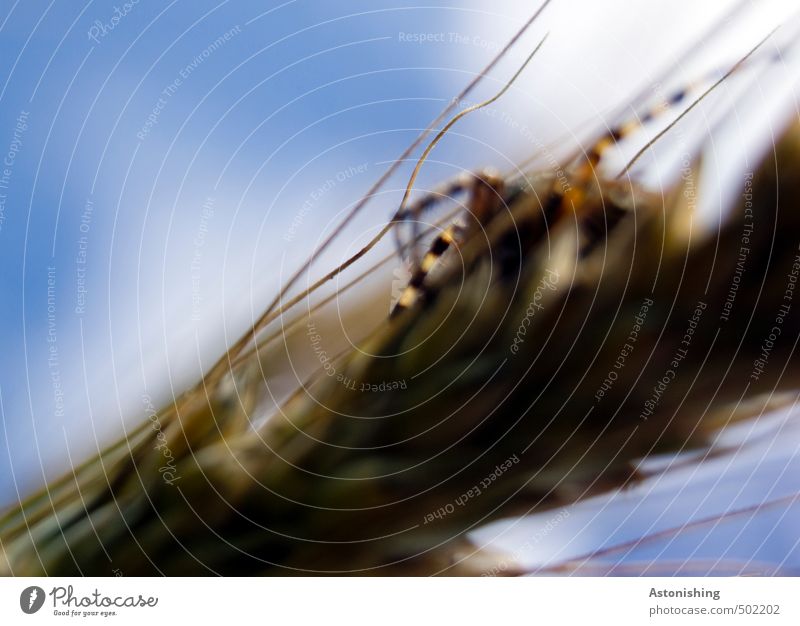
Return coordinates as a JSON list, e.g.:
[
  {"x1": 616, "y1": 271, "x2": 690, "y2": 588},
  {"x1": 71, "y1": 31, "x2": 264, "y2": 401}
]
[{"x1": 0, "y1": 577, "x2": 797, "y2": 624}]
